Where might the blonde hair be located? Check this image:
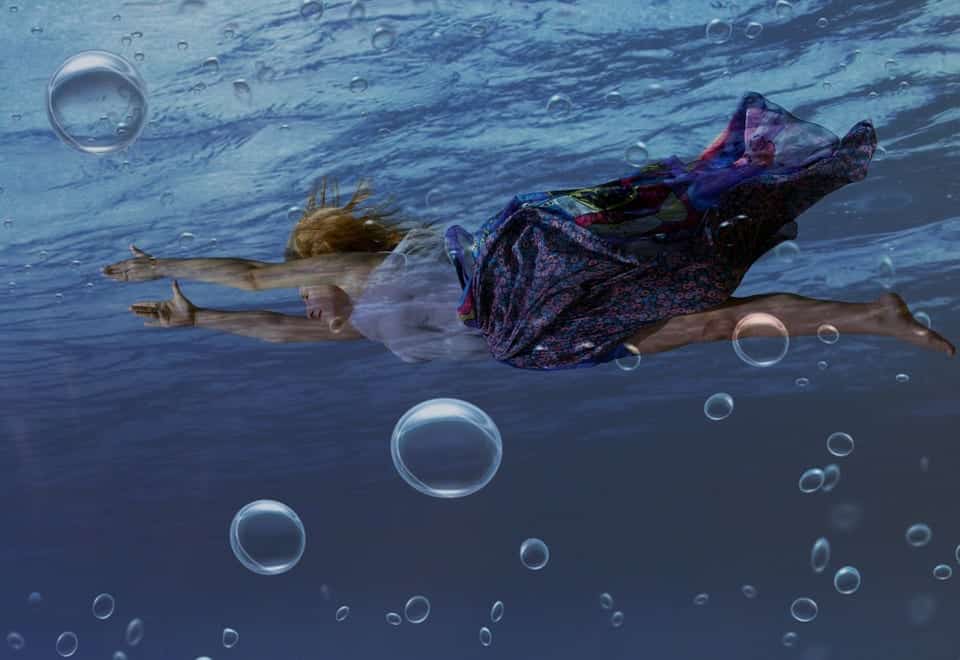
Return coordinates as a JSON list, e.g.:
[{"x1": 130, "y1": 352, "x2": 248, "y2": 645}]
[{"x1": 285, "y1": 177, "x2": 409, "y2": 259}]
